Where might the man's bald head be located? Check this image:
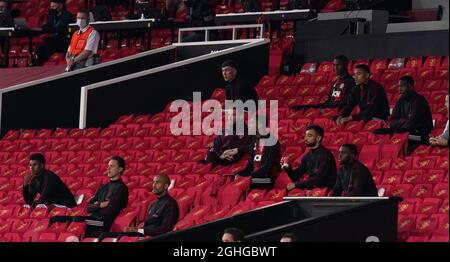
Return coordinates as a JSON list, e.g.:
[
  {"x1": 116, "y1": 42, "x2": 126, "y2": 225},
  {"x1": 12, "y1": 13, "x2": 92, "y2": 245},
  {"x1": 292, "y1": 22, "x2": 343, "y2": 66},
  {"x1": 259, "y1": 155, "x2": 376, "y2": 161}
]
[{"x1": 152, "y1": 174, "x2": 171, "y2": 197}]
